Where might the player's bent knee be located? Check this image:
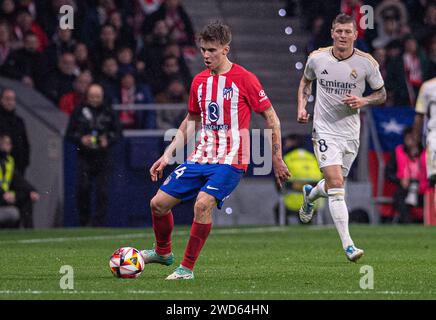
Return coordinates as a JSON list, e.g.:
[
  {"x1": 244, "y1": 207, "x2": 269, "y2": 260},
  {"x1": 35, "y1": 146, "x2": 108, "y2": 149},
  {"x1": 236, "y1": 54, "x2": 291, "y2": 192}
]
[
  {"x1": 193, "y1": 196, "x2": 216, "y2": 223},
  {"x1": 150, "y1": 196, "x2": 169, "y2": 216},
  {"x1": 326, "y1": 177, "x2": 344, "y2": 189},
  {"x1": 194, "y1": 199, "x2": 213, "y2": 214}
]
